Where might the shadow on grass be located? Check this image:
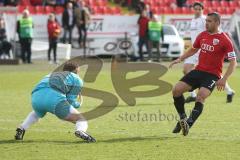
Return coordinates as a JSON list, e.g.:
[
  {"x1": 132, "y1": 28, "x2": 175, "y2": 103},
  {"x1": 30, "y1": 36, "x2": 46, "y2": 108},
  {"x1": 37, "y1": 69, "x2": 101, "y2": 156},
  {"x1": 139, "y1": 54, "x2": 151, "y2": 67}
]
[
  {"x1": 0, "y1": 139, "x2": 86, "y2": 145},
  {"x1": 97, "y1": 136, "x2": 177, "y2": 143},
  {"x1": 0, "y1": 136, "x2": 176, "y2": 145}
]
